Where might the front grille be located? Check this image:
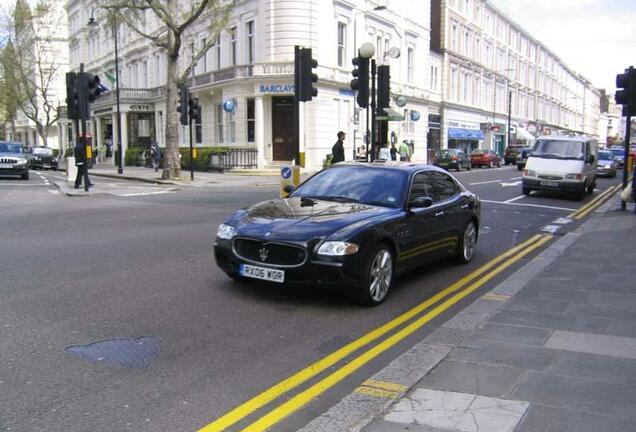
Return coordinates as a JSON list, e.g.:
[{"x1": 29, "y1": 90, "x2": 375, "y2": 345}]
[
  {"x1": 0, "y1": 157, "x2": 18, "y2": 164},
  {"x1": 538, "y1": 175, "x2": 562, "y2": 180},
  {"x1": 233, "y1": 238, "x2": 307, "y2": 267}
]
